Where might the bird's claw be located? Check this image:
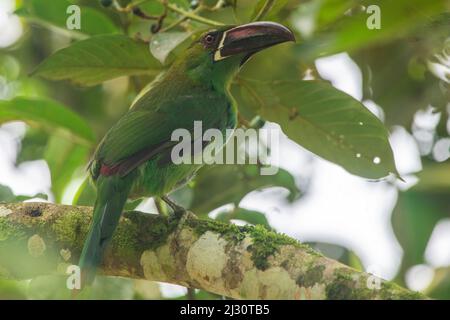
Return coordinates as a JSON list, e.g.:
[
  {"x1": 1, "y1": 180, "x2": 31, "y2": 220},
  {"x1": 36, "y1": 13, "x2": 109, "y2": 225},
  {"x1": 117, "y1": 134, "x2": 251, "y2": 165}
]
[{"x1": 161, "y1": 196, "x2": 196, "y2": 226}]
